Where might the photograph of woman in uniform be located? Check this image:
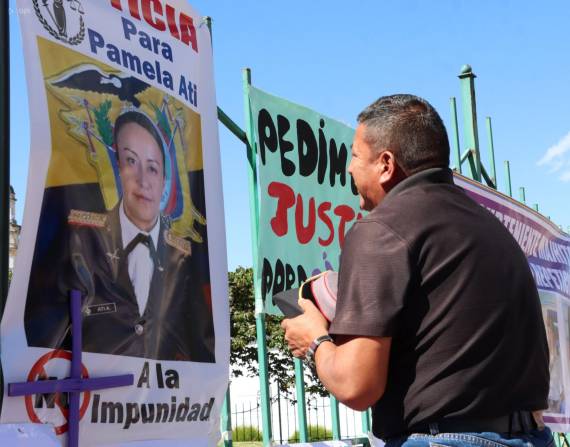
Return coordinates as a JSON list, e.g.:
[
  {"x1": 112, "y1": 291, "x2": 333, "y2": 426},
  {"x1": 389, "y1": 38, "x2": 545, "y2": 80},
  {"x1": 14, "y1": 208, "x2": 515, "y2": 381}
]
[{"x1": 23, "y1": 46, "x2": 215, "y2": 362}]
